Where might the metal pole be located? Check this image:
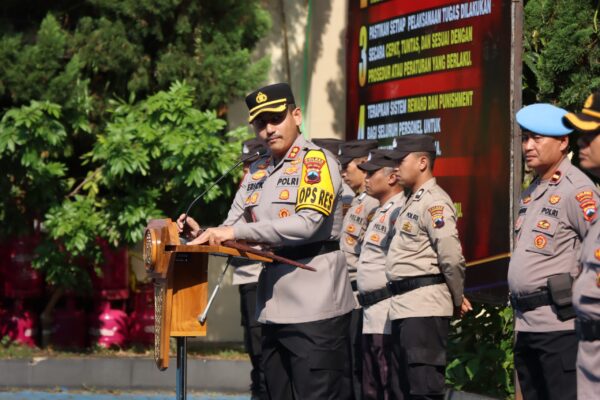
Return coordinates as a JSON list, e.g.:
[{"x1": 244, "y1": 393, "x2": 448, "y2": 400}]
[
  {"x1": 176, "y1": 337, "x2": 187, "y2": 400},
  {"x1": 198, "y1": 256, "x2": 232, "y2": 324}
]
